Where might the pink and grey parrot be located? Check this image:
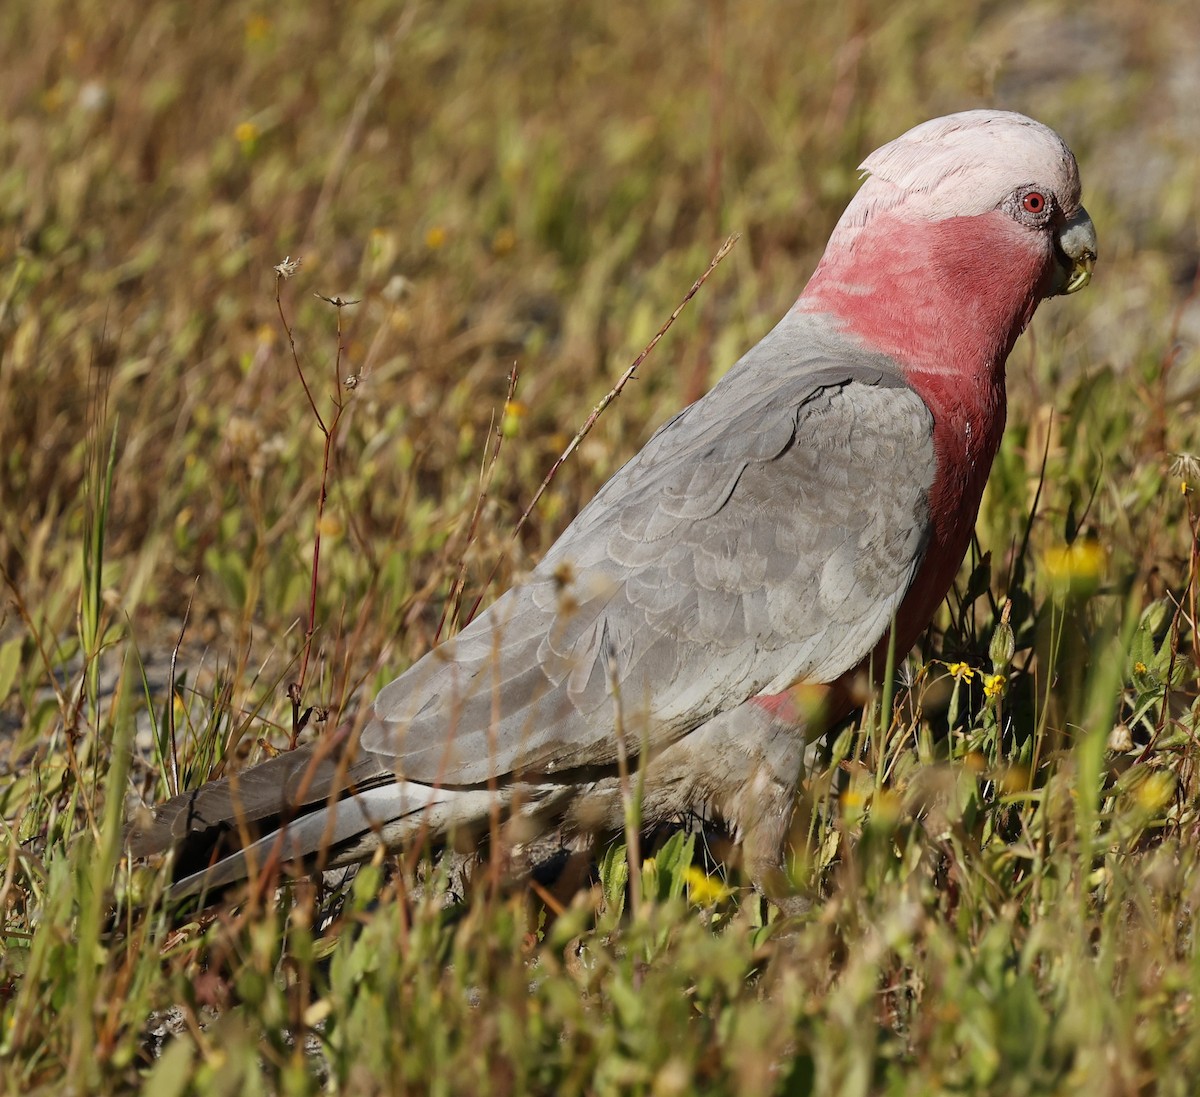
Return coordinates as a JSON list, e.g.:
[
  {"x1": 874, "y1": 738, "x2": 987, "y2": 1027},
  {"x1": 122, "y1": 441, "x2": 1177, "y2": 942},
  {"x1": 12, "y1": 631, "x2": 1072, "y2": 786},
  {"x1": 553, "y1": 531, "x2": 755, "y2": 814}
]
[{"x1": 126, "y1": 110, "x2": 1096, "y2": 903}]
